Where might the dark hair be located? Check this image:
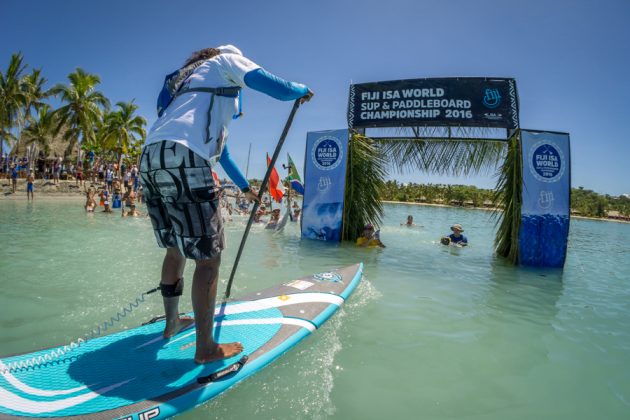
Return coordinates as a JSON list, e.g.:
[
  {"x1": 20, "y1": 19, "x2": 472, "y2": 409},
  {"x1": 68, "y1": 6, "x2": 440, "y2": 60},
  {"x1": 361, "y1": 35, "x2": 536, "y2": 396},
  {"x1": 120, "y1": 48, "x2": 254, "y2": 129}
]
[{"x1": 183, "y1": 48, "x2": 221, "y2": 67}]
